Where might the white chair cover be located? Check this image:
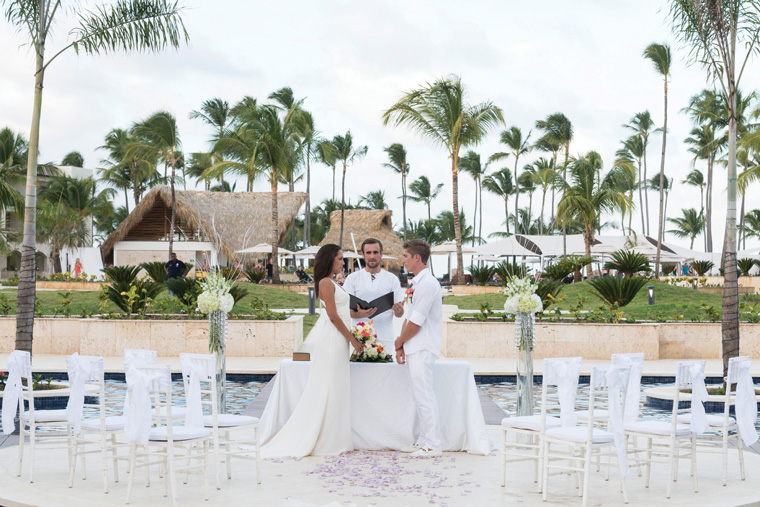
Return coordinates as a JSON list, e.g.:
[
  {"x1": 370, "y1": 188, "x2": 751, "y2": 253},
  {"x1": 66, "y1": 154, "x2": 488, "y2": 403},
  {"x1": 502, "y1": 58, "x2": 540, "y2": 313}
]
[
  {"x1": 594, "y1": 365, "x2": 630, "y2": 476},
  {"x1": 65, "y1": 353, "x2": 105, "y2": 434},
  {"x1": 732, "y1": 359, "x2": 758, "y2": 447},
  {"x1": 684, "y1": 362, "x2": 708, "y2": 434},
  {"x1": 179, "y1": 354, "x2": 214, "y2": 429},
  {"x1": 123, "y1": 349, "x2": 158, "y2": 408},
  {"x1": 124, "y1": 364, "x2": 172, "y2": 446},
  {"x1": 611, "y1": 352, "x2": 644, "y2": 423},
  {"x1": 2, "y1": 350, "x2": 31, "y2": 435},
  {"x1": 543, "y1": 357, "x2": 582, "y2": 427}
]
